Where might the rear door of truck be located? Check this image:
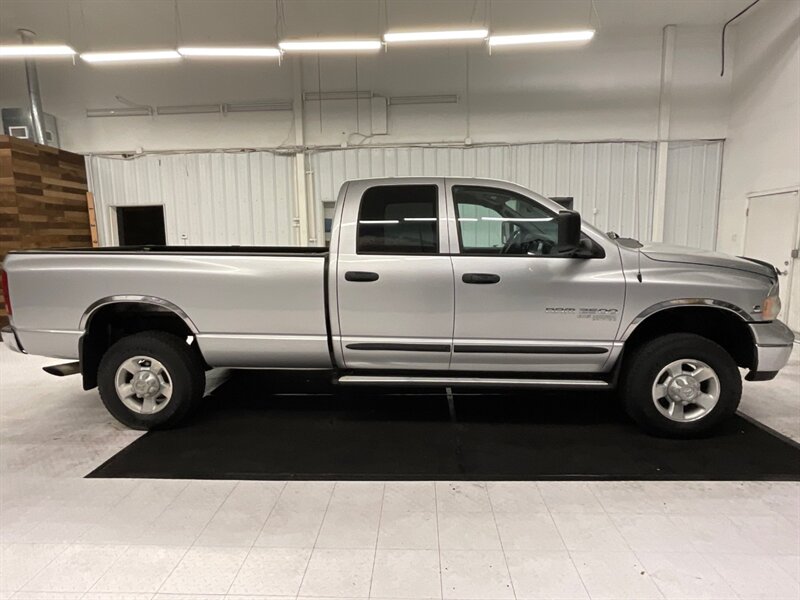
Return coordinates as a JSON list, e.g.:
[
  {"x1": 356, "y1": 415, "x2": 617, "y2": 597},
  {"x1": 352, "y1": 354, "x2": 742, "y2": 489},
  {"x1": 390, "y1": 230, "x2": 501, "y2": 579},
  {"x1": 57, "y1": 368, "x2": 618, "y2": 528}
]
[{"x1": 332, "y1": 179, "x2": 455, "y2": 370}]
